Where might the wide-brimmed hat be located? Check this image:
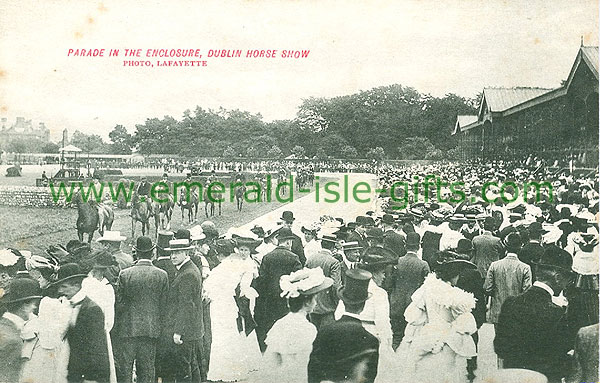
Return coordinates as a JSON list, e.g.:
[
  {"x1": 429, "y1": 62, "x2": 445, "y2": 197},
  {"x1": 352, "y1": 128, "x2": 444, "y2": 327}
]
[
  {"x1": 1, "y1": 278, "x2": 42, "y2": 304},
  {"x1": 342, "y1": 241, "x2": 362, "y2": 252},
  {"x1": 337, "y1": 269, "x2": 372, "y2": 305},
  {"x1": 214, "y1": 238, "x2": 236, "y2": 256},
  {"x1": 280, "y1": 211, "x2": 295, "y2": 223},
  {"x1": 189, "y1": 225, "x2": 206, "y2": 241},
  {"x1": 234, "y1": 237, "x2": 261, "y2": 254},
  {"x1": 133, "y1": 236, "x2": 155, "y2": 253},
  {"x1": 534, "y1": 246, "x2": 573, "y2": 272},
  {"x1": 279, "y1": 267, "x2": 334, "y2": 298},
  {"x1": 49, "y1": 263, "x2": 87, "y2": 287},
  {"x1": 359, "y1": 247, "x2": 396, "y2": 271},
  {"x1": 301, "y1": 222, "x2": 321, "y2": 235},
  {"x1": 164, "y1": 239, "x2": 194, "y2": 251},
  {"x1": 96, "y1": 231, "x2": 126, "y2": 242},
  {"x1": 435, "y1": 258, "x2": 477, "y2": 277},
  {"x1": 201, "y1": 221, "x2": 219, "y2": 239},
  {"x1": 276, "y1": 227, "x2": 296, "y2": 241}
]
